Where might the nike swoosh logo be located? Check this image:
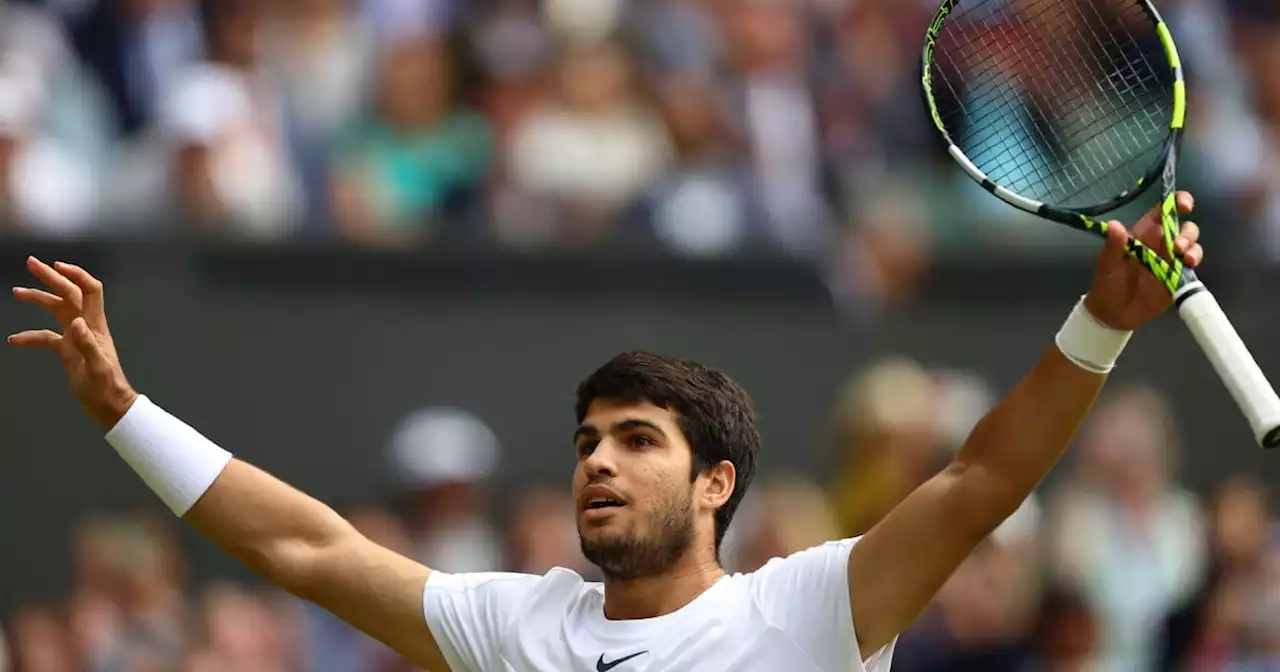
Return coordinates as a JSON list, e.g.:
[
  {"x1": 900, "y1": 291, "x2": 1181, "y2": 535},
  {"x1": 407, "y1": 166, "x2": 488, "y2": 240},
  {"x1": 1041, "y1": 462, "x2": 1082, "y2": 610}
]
[{"x1": 596, "y1": 651, "x2": 647, "y2": 671}]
